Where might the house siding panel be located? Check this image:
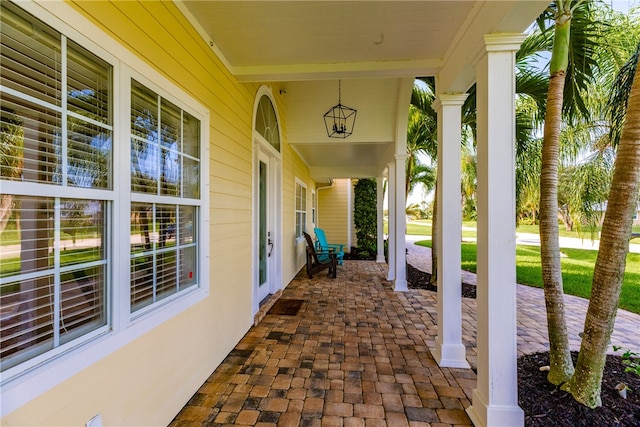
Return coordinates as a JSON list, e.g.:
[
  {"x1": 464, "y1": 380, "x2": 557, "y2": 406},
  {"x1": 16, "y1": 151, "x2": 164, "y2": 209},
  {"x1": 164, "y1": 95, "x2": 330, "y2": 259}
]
[
  {"x1": 0, "y1": 1, "x2": 312, "y2": 426},
  {"x1": 317, "y1": 179, "x2": 350, "y2": 250}
]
